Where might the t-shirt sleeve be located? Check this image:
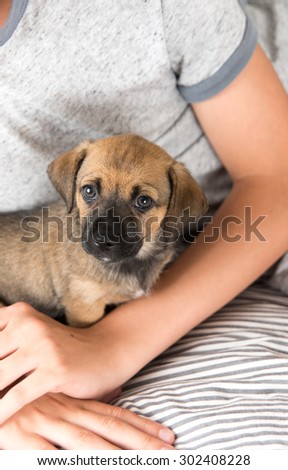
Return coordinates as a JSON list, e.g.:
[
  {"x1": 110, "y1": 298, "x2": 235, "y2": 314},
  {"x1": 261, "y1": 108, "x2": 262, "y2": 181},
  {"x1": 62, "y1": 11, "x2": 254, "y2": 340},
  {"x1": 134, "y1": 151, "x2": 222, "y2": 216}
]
[{"x1": 162, "y1": 0, "x2": 258, "y2": 102}]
